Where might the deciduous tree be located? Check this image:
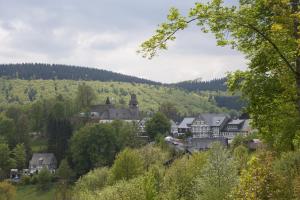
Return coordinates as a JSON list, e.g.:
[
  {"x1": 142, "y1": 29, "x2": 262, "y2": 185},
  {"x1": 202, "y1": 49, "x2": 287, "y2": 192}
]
[
  {"x1": 139, "y1": 0, "x2": 300, "y2": 151},
  {"x1": 145, "y1": 112, "x2": 170, "y2": 140},
  {"x1": 70, "y1": 123, "x2": 118, "y2": 175},
  {"x1": 110, "y1": 148, "x2": 144, "y2": 182},
  {"x1": 76, "y1": 83, "x2": 96, "y2": 110},
  {"x1": 196, "y1": 142, "x2": 237, "y2": 200}
]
